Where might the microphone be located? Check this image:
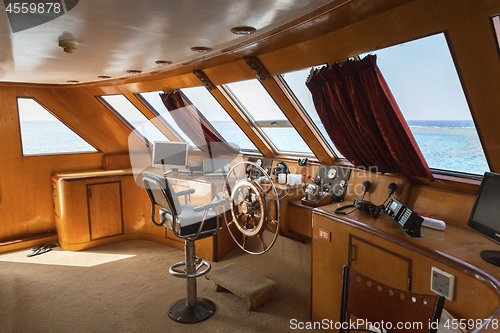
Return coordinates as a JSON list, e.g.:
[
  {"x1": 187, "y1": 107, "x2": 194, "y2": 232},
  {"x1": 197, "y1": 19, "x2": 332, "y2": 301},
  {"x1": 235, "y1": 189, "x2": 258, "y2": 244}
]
[
  {"x1": 361, "y1": 180, "x2": 371, "y2": 200},
  {"x1": 388, "y1": 182, "x2": 398, "y2": 195},
  {"x1": 381, "y1": 182, "x2": 398, "y2": 206},
  {"x1": 362, "y1": 180, "x2": 371, "y2": 193}
]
